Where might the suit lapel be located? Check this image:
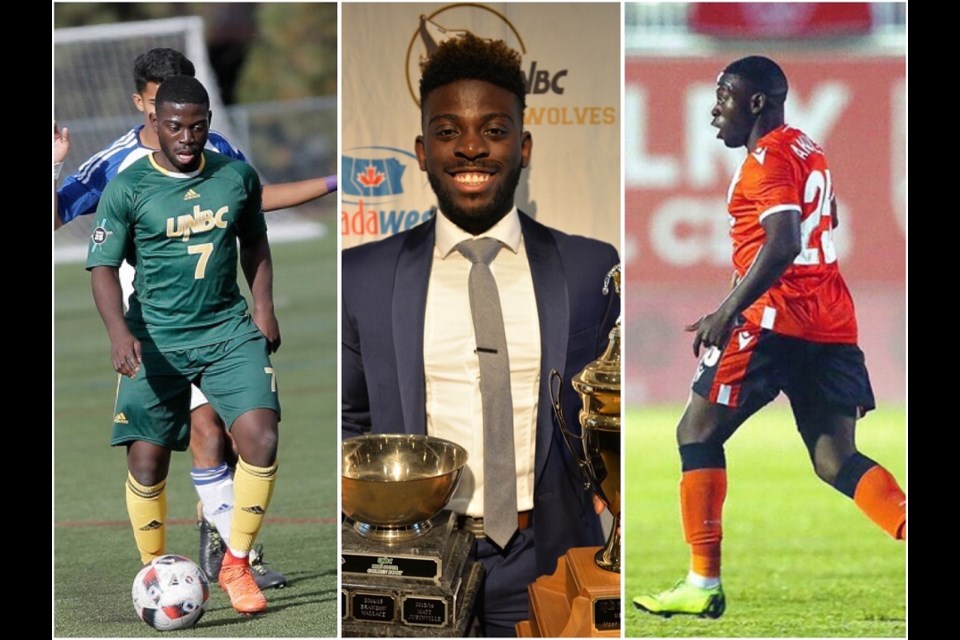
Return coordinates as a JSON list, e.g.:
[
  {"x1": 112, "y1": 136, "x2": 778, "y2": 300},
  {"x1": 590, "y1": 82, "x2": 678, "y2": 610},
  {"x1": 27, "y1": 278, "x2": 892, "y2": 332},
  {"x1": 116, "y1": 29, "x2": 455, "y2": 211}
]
[
  {"x1": 392, "y1": 217, "x2": 436, "y2": 435},
  {"x1": 519, "y1": 213, "x2": 568, "y2": 483}
]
